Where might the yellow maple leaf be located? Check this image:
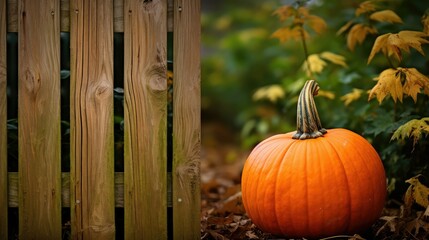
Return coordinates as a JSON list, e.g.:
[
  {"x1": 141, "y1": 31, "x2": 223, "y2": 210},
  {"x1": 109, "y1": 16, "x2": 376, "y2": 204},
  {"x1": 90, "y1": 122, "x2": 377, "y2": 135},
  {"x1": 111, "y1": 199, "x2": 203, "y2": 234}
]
[
  {"x1": 368, "y1": 68, "x2": 402, "y2": 103},
  {"x1": 347, "y1": 24, "x2": 378, "y2": 51},
  {"x1": 302, "y1": 52, "x2": 347, "y2": 77},
  {"x1": 369, "y1": 68, "x2": 429, "y2": 103},
  {"x1": 422, "y1": 14, "x2": 429, "y2": 35},
  {"x1": 272, "y1": 26, "x2": 308, "y2": 42},
  {"x1": 368, "y1": 31, "x2": 429, "y2": 64},
  {"x1": 405, "y1": 175, "x2": 429, "y2": 208},
  {"x1": 317, "y1": 90, "x2": 335, "y2": 100},
  {"x1": 320, "y1": 51, "x2": 348, "y2": 67},
  {"x1": 253, "y1": 84, "x2": 285, "y2": 102},
  {"x1": 306, "y1": 14, "x2": 327, "y2": 34},
  {"x1": 302, "y1": 54, "x2": 326, "y2": 76},
  {"x1": 355, "y1": 1, "x2": 377, "y2": 16},
  {"x1": 341, "y1": 88, "x2": 365, "y2": 106},
  {"x1": 401, "y1": 68, "x2": 429, "y2": 102},
  {"x1": 273, "y1": 5, "x2": 296, "y2": 22},
  {"x1": 337, "y1": 20, "x2": 354, "y2": 36},
  {"x1": 369, "y1": 10, "x2": 403, "y2": 24}
]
